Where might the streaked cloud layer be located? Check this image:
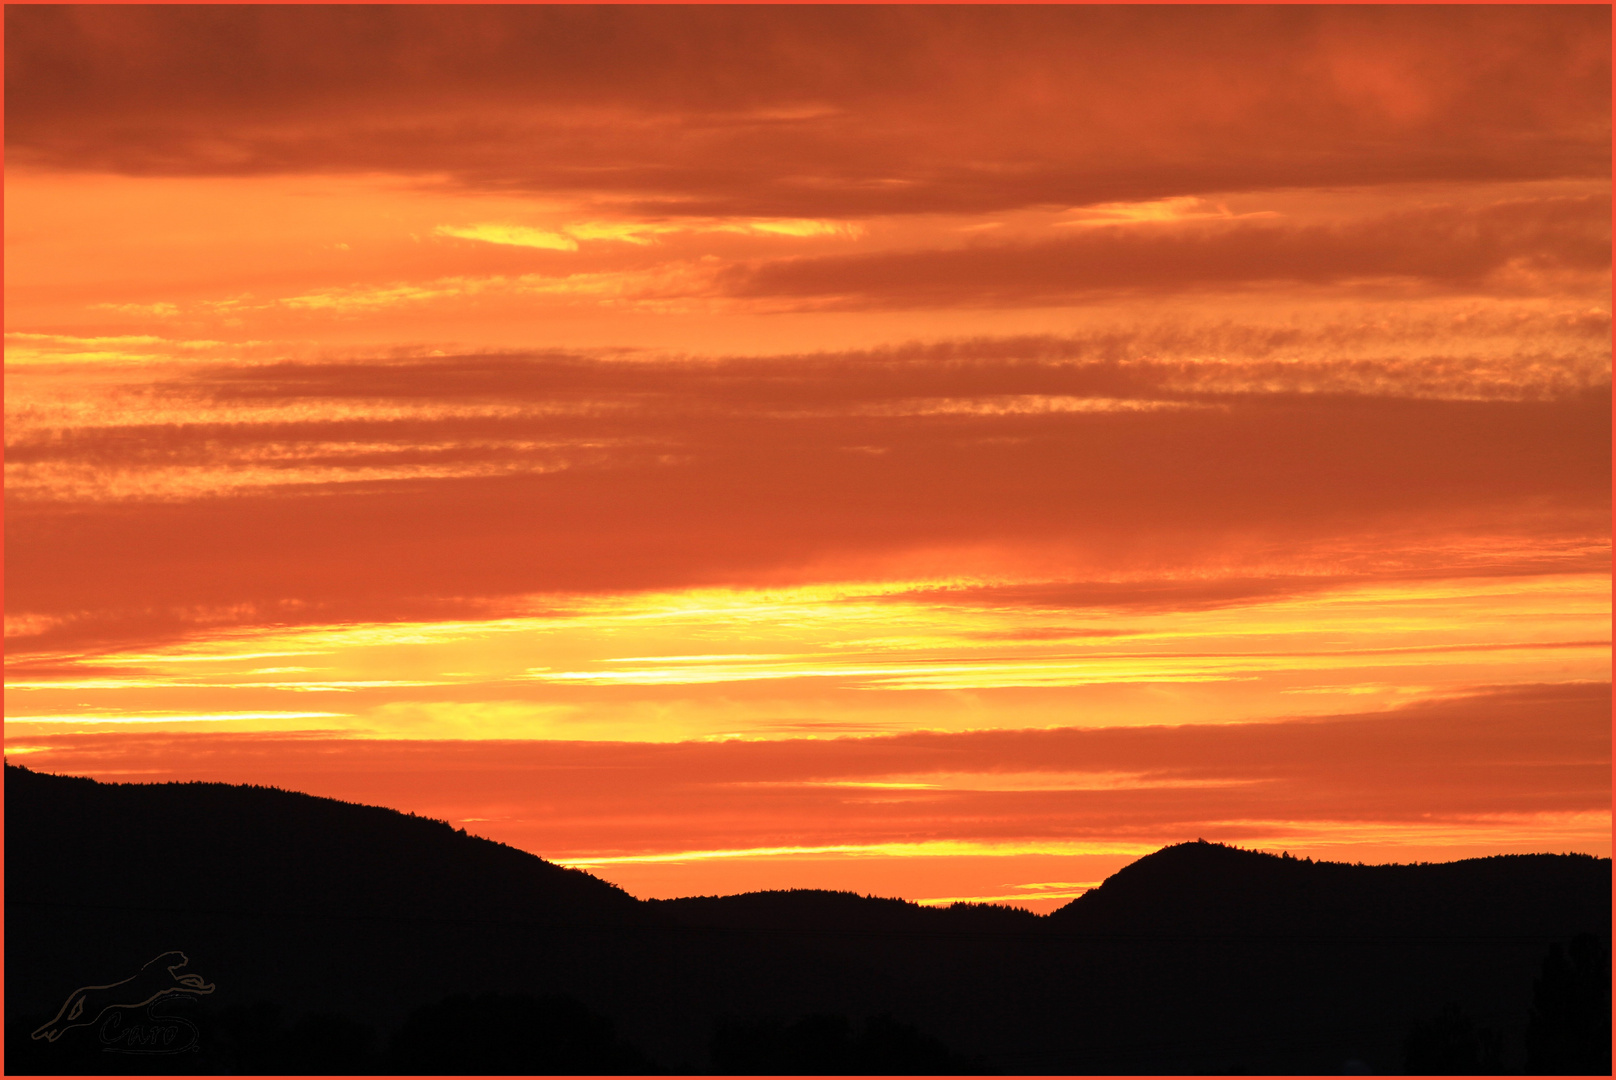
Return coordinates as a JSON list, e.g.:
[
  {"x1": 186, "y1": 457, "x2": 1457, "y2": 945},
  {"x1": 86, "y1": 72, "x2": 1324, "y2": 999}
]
[
  {"x1": 8, "y1": 683, "x2": 1607, "y2": 911},
  {"x1": 5, "y1": 6, "x2": 1608, "y2": 909}
]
